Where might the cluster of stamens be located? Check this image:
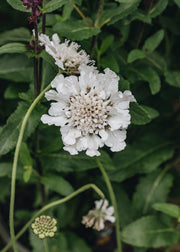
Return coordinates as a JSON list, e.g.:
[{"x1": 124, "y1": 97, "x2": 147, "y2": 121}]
[
  {"x1": 31, "y1": 215, "x2": 57, "y2": 239},
  {"x1": 66, "y1": 88, "x2": 112, "y2": 135}
]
